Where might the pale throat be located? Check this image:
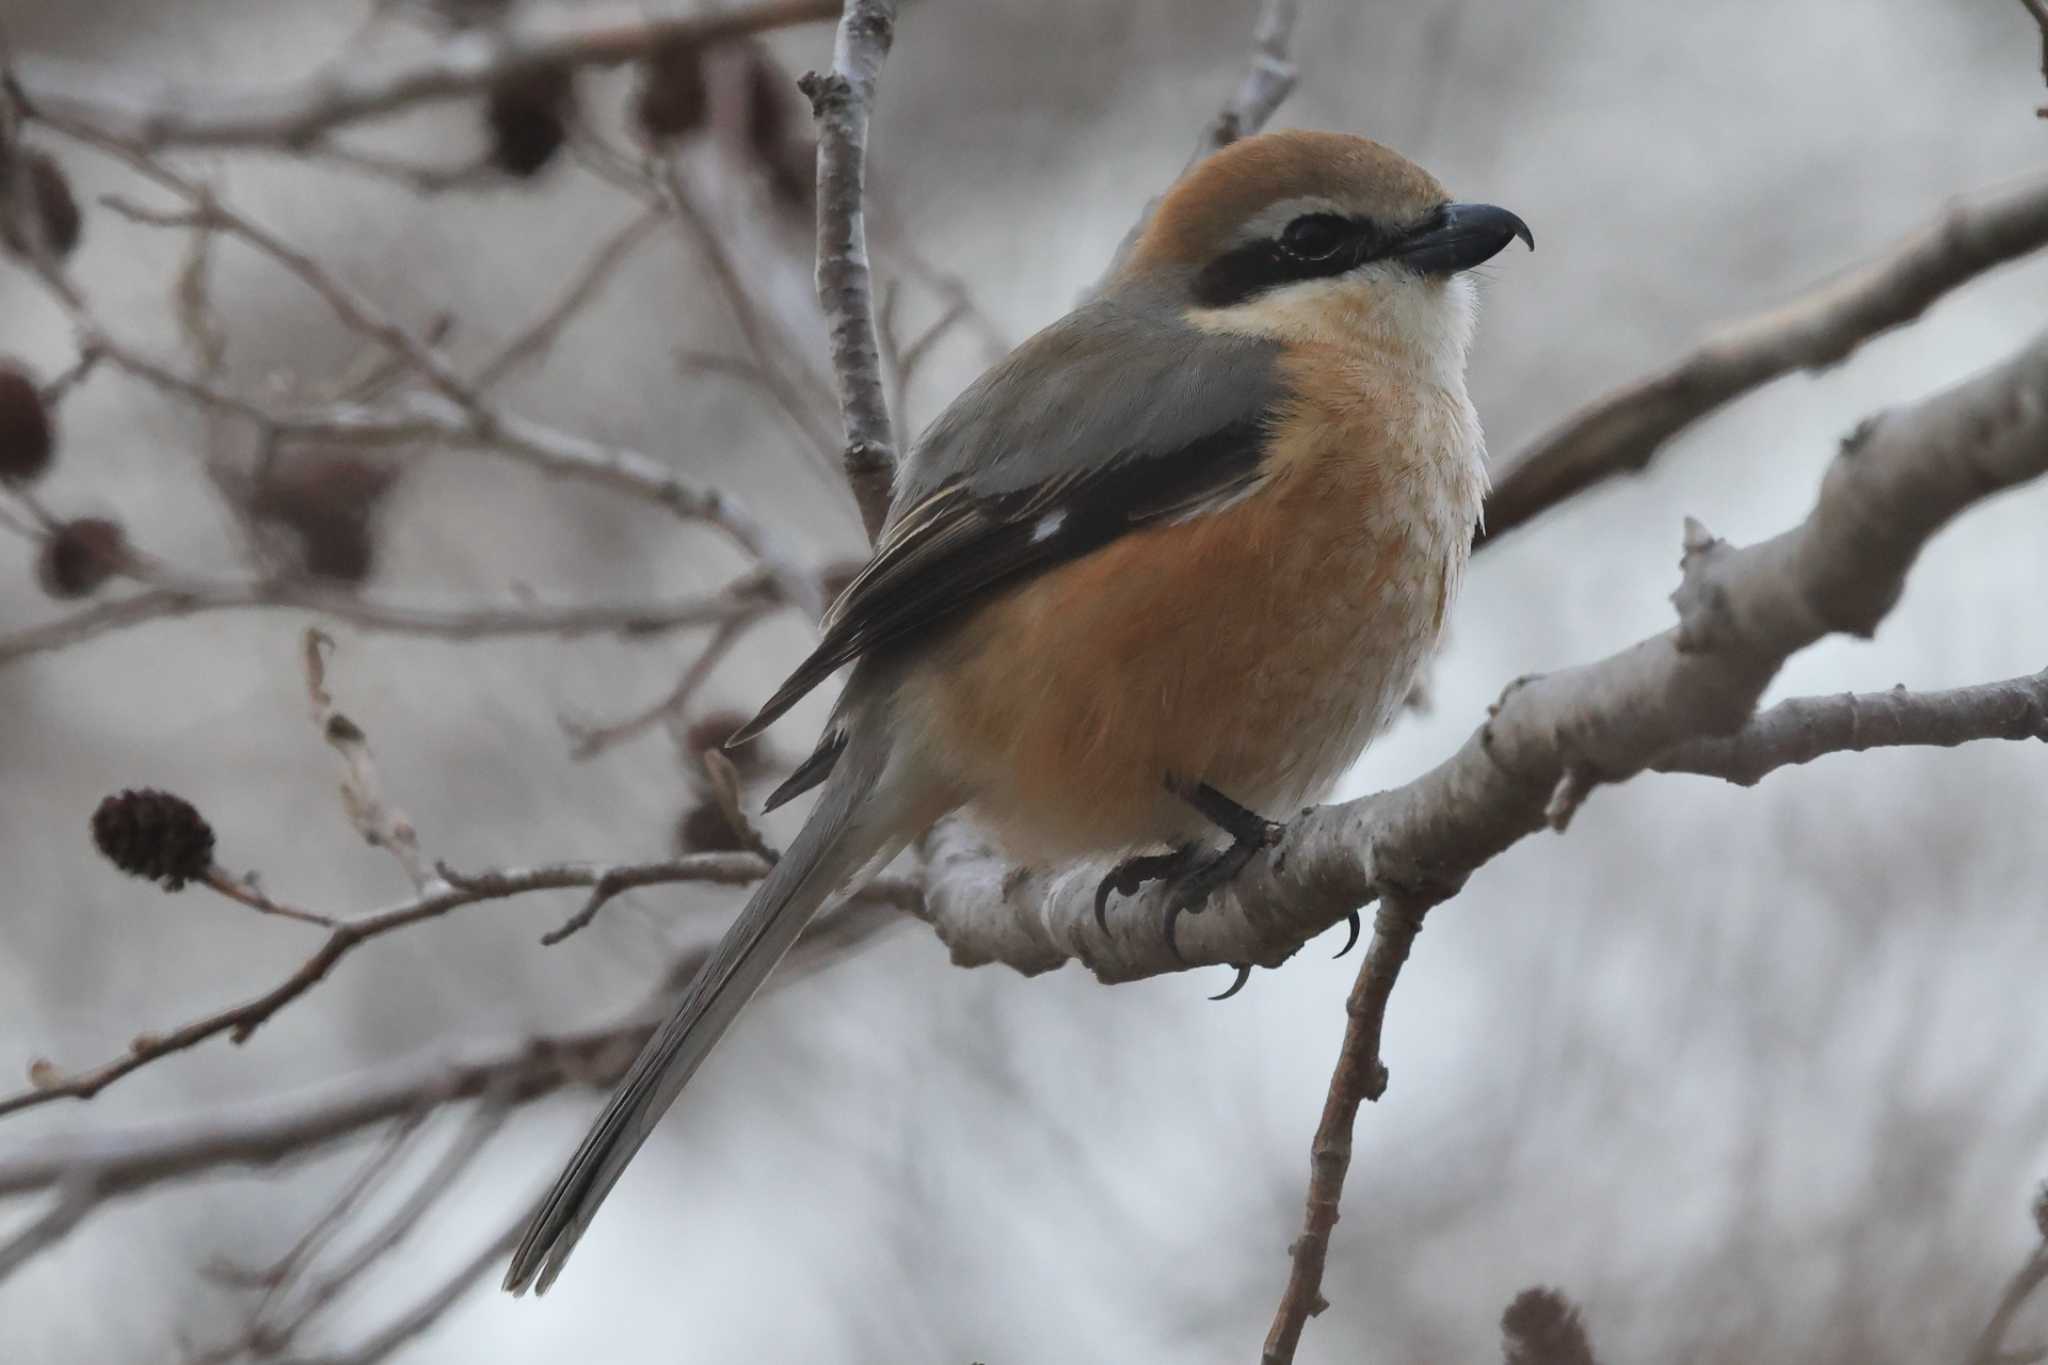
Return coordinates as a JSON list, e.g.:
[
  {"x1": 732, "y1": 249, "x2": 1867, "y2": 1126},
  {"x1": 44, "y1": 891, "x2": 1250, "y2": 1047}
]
[{"x1": 1187, "y1": 271, "x2": 1478, "y2": 392}]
